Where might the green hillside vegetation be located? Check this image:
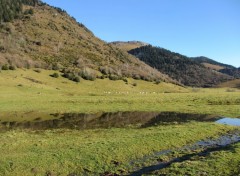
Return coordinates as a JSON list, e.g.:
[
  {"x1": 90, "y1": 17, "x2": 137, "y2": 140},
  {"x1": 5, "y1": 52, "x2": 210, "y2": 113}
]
[
  {"x1": 218, "y1": 67, "x2": 240, "y2": 78},
  {"x1": 0, "y1": 0, "x2": 38, "y2": 22},
  {"x1": 192, "y1": 56, "x2": 235, "y2": 69},
  {"x1": 129, "y1": 45, "x2": 232, "y2": 87},
  {"x1": 193, "y1": 56, "x2": 240, "y2": 78},
  {"x1": 0, "y1": 1, "x2": 175, "y2": 83}
]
